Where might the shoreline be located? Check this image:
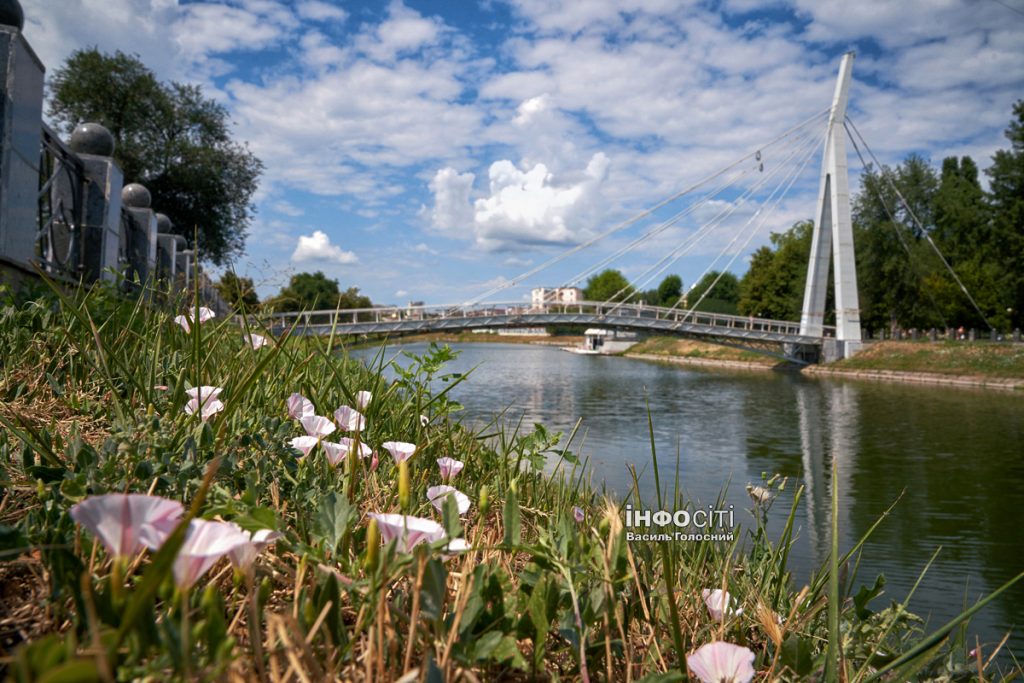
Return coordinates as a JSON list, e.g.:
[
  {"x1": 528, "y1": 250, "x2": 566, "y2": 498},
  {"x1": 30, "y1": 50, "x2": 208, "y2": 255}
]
[{"x1": 801, "y1": 364, "x2": 1024, "y2": 390}]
